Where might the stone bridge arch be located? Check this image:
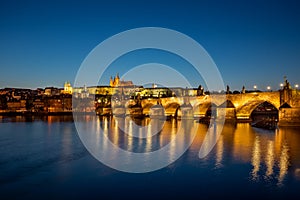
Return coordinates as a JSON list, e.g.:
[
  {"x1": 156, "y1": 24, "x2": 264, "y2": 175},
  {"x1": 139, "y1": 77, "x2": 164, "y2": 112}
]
[
  {"x1": 193, "y1": 102, "x2": 215, "y2": 118},
  {"x1": 164, "y1": 102, "x2": 181, "y2": 116},
  {"x1": 227, "y1": 92, "x2": 280, "y2": 120},
  {"x1": 236, "y1": 100, "x2": 279, "y2": 120},
  {"x1": 250, "y1": 101, "x2": 279, "y2": 121},
  {"x1": 204, "y1": 102, "x2": 218, "y2": 118},
  {"x1": 227, "y1": 92, "x2": 280, "y2": 108}
]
